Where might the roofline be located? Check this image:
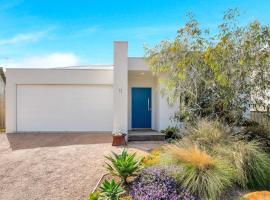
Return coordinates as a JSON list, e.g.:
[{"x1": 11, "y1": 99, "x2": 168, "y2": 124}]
[
  {"x1": 5, "y1": 65, "x2": 114, "y2": 70},
  {"x1": 128, "y1": 56, "x2": 145, "y2": 59}
]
